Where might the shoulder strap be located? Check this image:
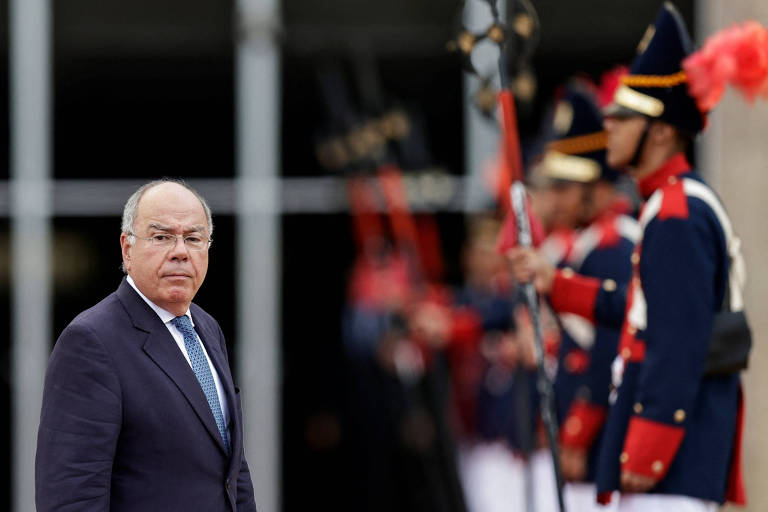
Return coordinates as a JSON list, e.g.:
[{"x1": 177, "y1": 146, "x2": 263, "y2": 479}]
[{"x1": 682, "y1": 178, "x2": 746, "y2": 312}]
